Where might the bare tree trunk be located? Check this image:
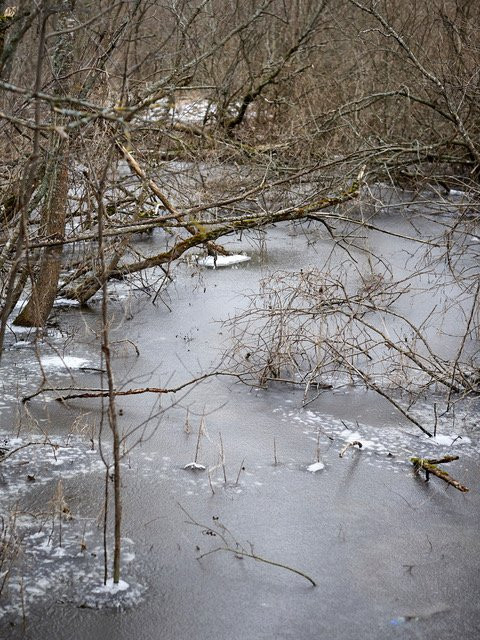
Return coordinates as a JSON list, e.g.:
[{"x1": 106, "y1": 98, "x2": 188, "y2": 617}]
[
  {"x1": 0, "y1": 3, "x2": 47, "y2": 349},
  {"x1": 14, "y1": 144, "x2": 70, "y2": 326},
  {"x1": 14, "y1": 0, "x2": 74, "y2": 327},
  {"x1": 62, "y1": 238, "x2": 127, "y2": 305}
]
